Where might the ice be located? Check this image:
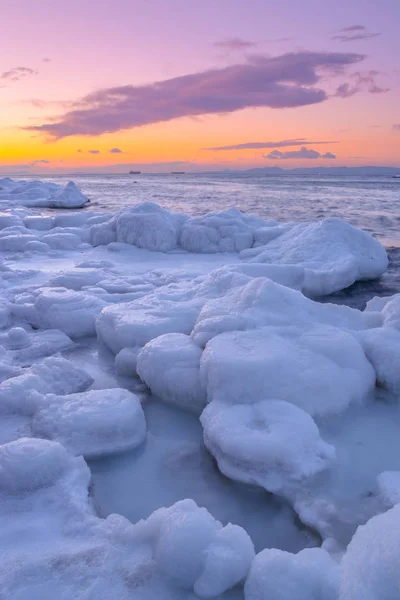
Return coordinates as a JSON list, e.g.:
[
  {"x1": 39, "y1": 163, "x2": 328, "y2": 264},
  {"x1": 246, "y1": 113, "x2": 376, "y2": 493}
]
[
  {"x1": 0, "y1": 440, "x2": 254, "y2": 599},
  {"x1": 0, "y1": 179, "x2": 88, "y2": 208},
  {"x1": 244, "y1": 547, "x2": 339, "y2": 600},
  {"x1": 377, "y1": 471, "x2": 400, "y2": 508},
  {"x1": 0, "y1": 437, "x2": 72, "y2": 494},
  {"x1": 41, "y1": 232, "x2": 82, "y2": 249},
  {"x1": 16, "y1": 287, "x2": 107, "y2": 337},
  {"x1": 201, "y1": 400, "x2": 335, "y2": 496},
  {"x1": 179, "y1": 208, "x2": 265, "y2": 253},
  {"x1": 0, "y1": 188, "x2": 396, "y2": 597},
  {"x1": 0, "y1": 356, "x2": 93, "y2": 416},
  {"x1": 358, "y1": 327, "x2": 400, "y2": 393},
  {"x1": 340, "y1": 504, "x2": 400, "y2": 600},
  {"x1": 137, "y1": 333, "x2": 206, "y2": 413},
  {"x1": 0, "y1": 326, "x2": 74, "y2": 366},
  {"x1": 242, "y1": 217, "x2": 388, "y2": 296},
  {"x1": 31, "y1": 388, "x2": 146, "y2": 458},
  {"x1": 200, "y1": 325, "x2": 376, "y2": 417},
  {"x1": 192, "y1": 277, "x2": 381, "y2": 348}
]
